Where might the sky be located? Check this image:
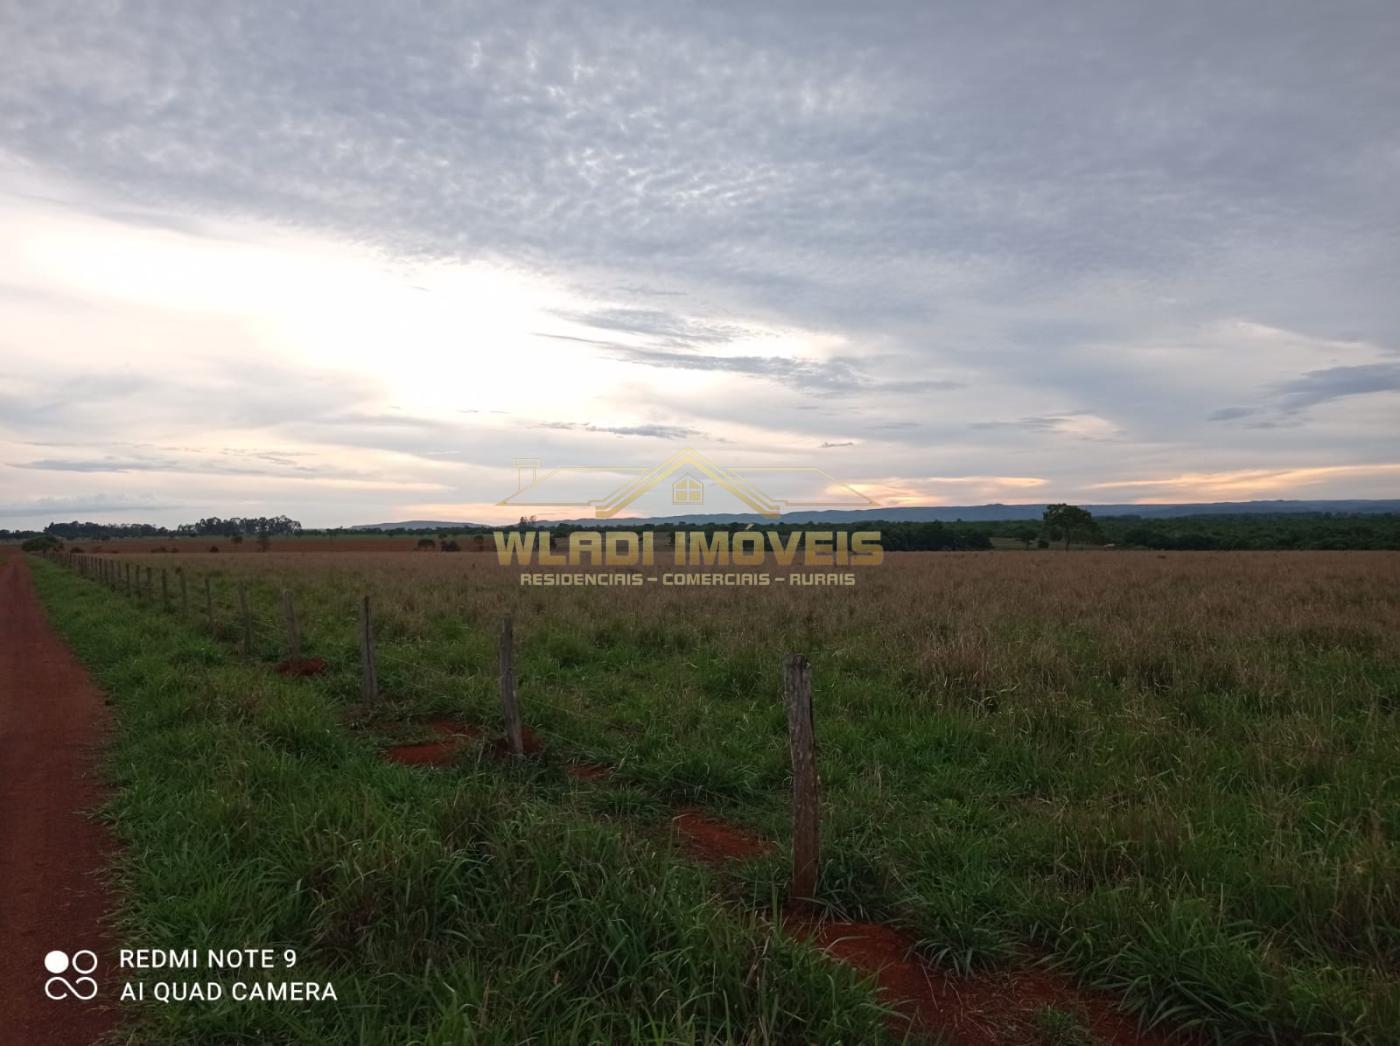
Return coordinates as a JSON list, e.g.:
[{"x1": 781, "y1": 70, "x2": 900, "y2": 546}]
[{"x1": 1, "y1": 0, "x2": 1398, "y2": 528}]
